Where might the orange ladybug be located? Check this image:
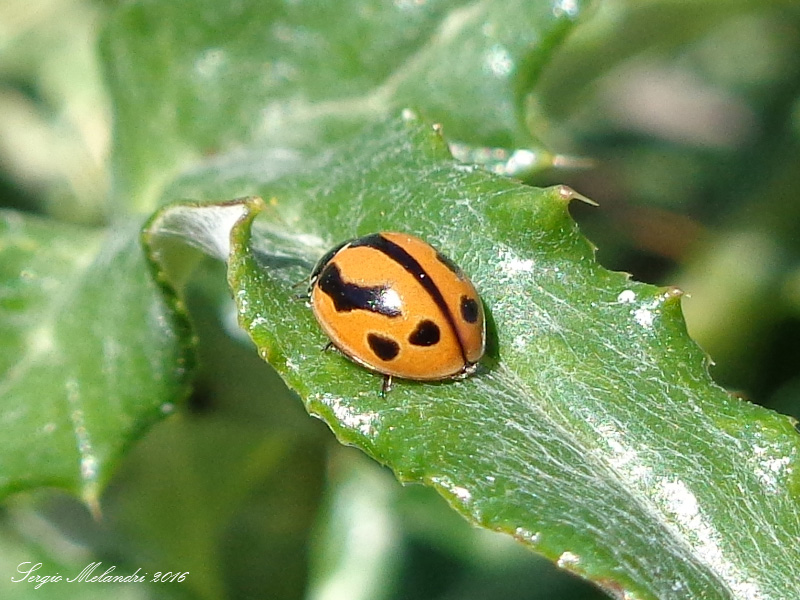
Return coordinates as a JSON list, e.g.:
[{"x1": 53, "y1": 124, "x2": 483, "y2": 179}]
[{"x1": 309, "y1": 232, "x2": 485, "y2": 393}]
